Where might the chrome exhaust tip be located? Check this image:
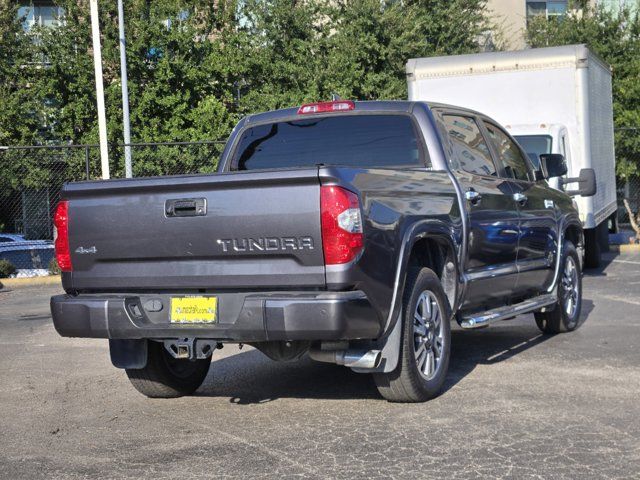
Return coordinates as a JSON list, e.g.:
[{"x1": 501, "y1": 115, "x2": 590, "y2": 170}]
[{"x1": 309, "y1": 348, "x2": 382, "y2": 369}]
